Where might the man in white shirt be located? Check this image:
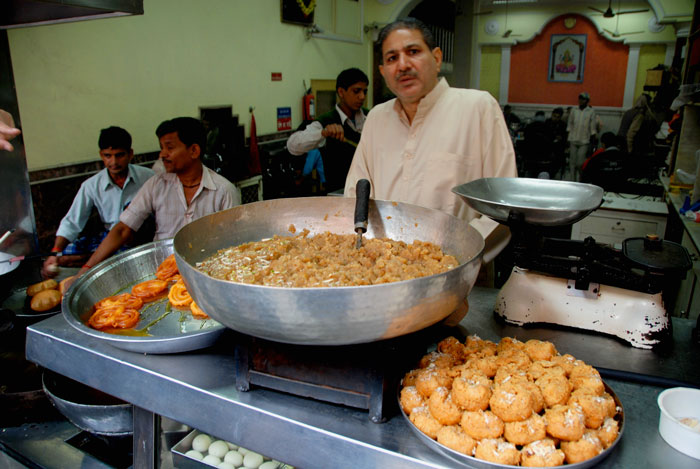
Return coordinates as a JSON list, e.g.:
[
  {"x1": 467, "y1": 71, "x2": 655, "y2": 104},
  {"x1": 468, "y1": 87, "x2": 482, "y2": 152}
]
[
  {"x1": 287, "y1": 68, "x2": 368, "y2": 193},
  {"x1": 75, "y1": 117, "x2": 240, "y2": 279},
  {"x1": 42, "y1": 127, "x2": 154, "y2": 278},
  {"x1": 566, "y1": 92, "x2": 597, "y2": 181}
]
